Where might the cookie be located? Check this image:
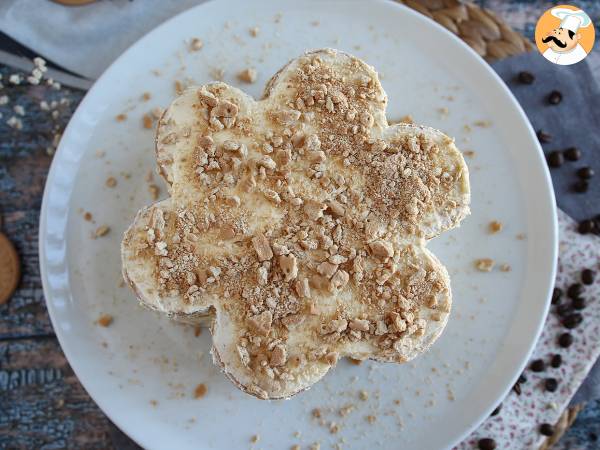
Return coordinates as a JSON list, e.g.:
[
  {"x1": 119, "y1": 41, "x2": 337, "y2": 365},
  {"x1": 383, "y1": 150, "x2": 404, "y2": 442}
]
[{"x1": 0, "y1": 232, "x2": 20, "y2": 304}]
